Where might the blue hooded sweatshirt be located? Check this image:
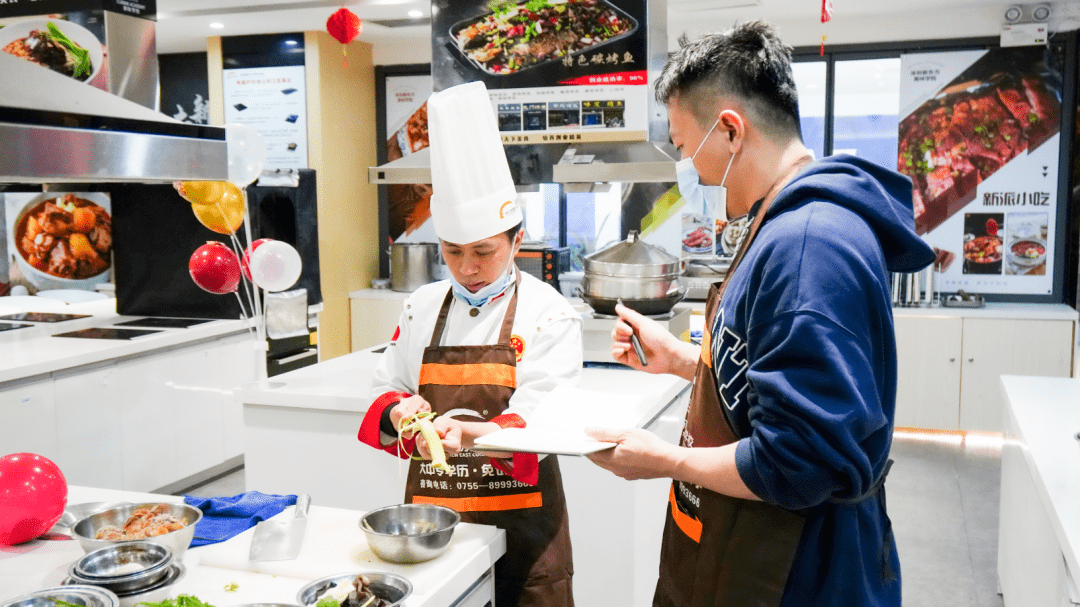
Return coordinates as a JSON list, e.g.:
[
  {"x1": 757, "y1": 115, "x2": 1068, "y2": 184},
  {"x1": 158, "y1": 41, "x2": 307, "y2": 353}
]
[{"x1": 713, "y1": 154, "x2": 934, "y2": 606}]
